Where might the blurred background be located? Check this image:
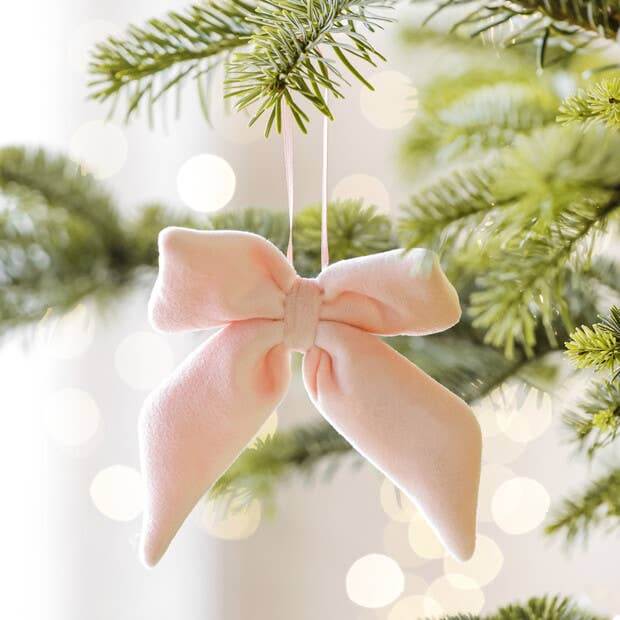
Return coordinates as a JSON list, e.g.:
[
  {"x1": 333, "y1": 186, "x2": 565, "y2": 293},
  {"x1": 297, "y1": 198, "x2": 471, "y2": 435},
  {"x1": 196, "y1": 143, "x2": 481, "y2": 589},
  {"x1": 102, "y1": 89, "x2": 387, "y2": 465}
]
[{"x1": 1, "y1": 1, "x2": 619, "y2": 619}]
